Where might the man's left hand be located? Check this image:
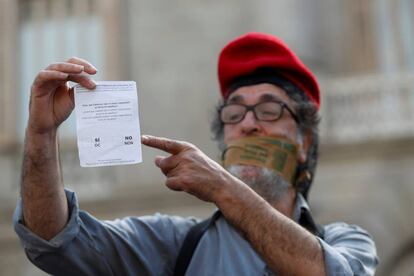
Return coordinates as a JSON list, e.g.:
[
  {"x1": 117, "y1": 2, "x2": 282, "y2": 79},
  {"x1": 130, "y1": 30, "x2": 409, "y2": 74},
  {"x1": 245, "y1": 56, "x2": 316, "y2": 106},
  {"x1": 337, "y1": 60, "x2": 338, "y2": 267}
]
[{"x1": 141, "y1": 135, "x2": 237, "y2": 203}]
